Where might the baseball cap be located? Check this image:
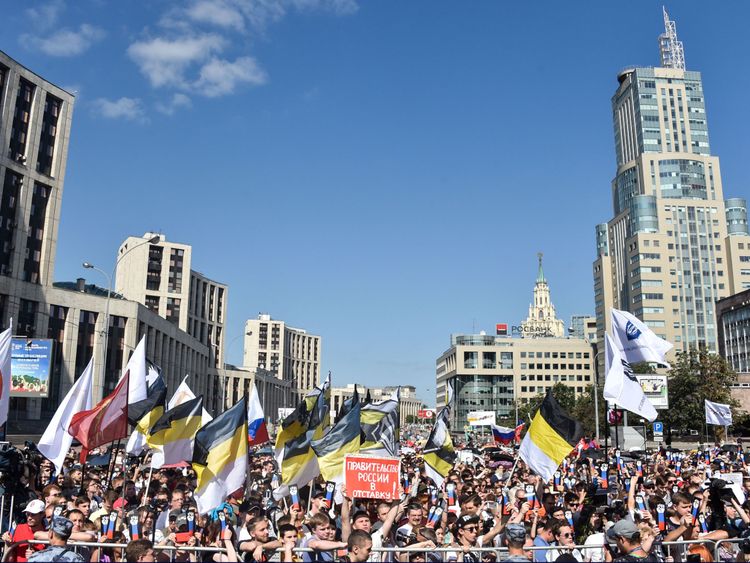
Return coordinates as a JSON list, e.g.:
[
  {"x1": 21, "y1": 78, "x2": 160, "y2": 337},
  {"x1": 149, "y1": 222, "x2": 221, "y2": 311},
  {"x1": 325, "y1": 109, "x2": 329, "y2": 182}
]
[
  {"x1": 24, "y1": 500, "x2": 45, "y2": 514},
  {"x1": 607, "y1": 519, "x2": 639, "y2": 540},
  {"x1": 456, "y1": 514, "x2": 480, "y2": 529}
]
